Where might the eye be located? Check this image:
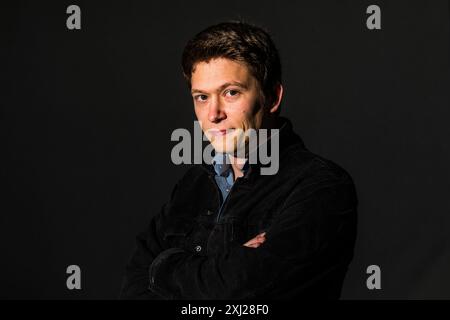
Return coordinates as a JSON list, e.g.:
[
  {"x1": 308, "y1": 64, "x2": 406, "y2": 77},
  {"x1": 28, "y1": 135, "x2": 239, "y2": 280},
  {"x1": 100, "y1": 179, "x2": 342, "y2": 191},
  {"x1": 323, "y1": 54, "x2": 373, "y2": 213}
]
[
  {"x1": 194, "y1": 94, "x2": 208, "y2": 102},
  {"x1": 225, "y1": 89, "x2": 240, "y2": 98}
]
